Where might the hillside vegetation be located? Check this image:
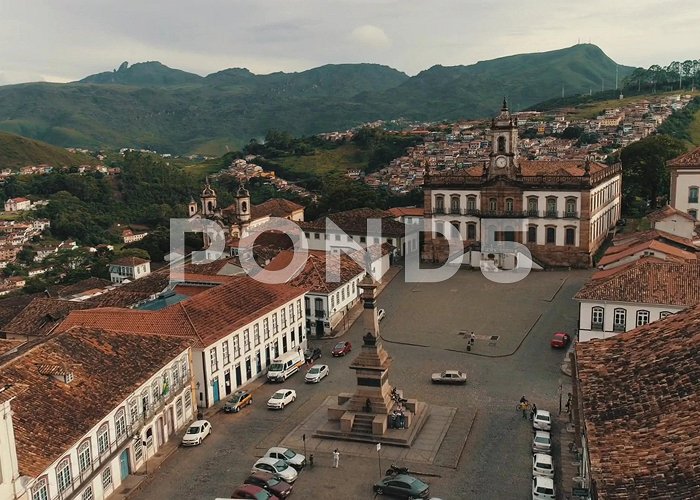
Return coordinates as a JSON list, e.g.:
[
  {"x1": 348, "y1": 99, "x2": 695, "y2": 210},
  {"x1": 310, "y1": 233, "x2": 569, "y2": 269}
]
[
  {"x1": 0, "y1": 132, "x2": 96, "y2": 169},
  {"x1": 0, "y1": 44, "x2": 632, "y2": 154}
]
